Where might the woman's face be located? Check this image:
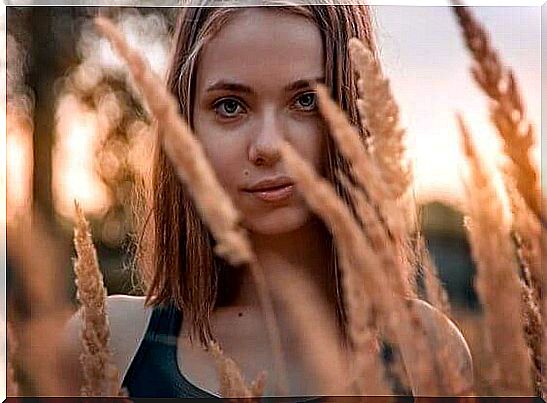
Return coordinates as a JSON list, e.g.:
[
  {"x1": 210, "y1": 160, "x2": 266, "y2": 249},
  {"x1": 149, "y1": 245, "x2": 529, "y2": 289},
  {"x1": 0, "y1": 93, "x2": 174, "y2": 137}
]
[{"x1": 193, "y1": 8, "x2": 326, "y2": 235}]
